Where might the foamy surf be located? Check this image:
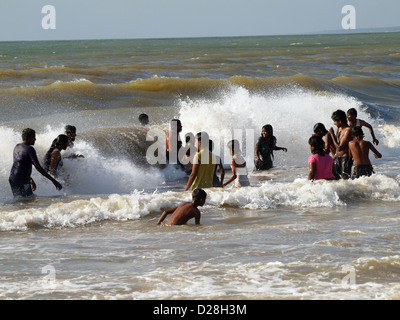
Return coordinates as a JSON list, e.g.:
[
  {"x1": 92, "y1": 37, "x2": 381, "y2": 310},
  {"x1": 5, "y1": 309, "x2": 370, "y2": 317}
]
[{"x1": 1, "y1": 173, "x2": 399, "y2": 231}]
